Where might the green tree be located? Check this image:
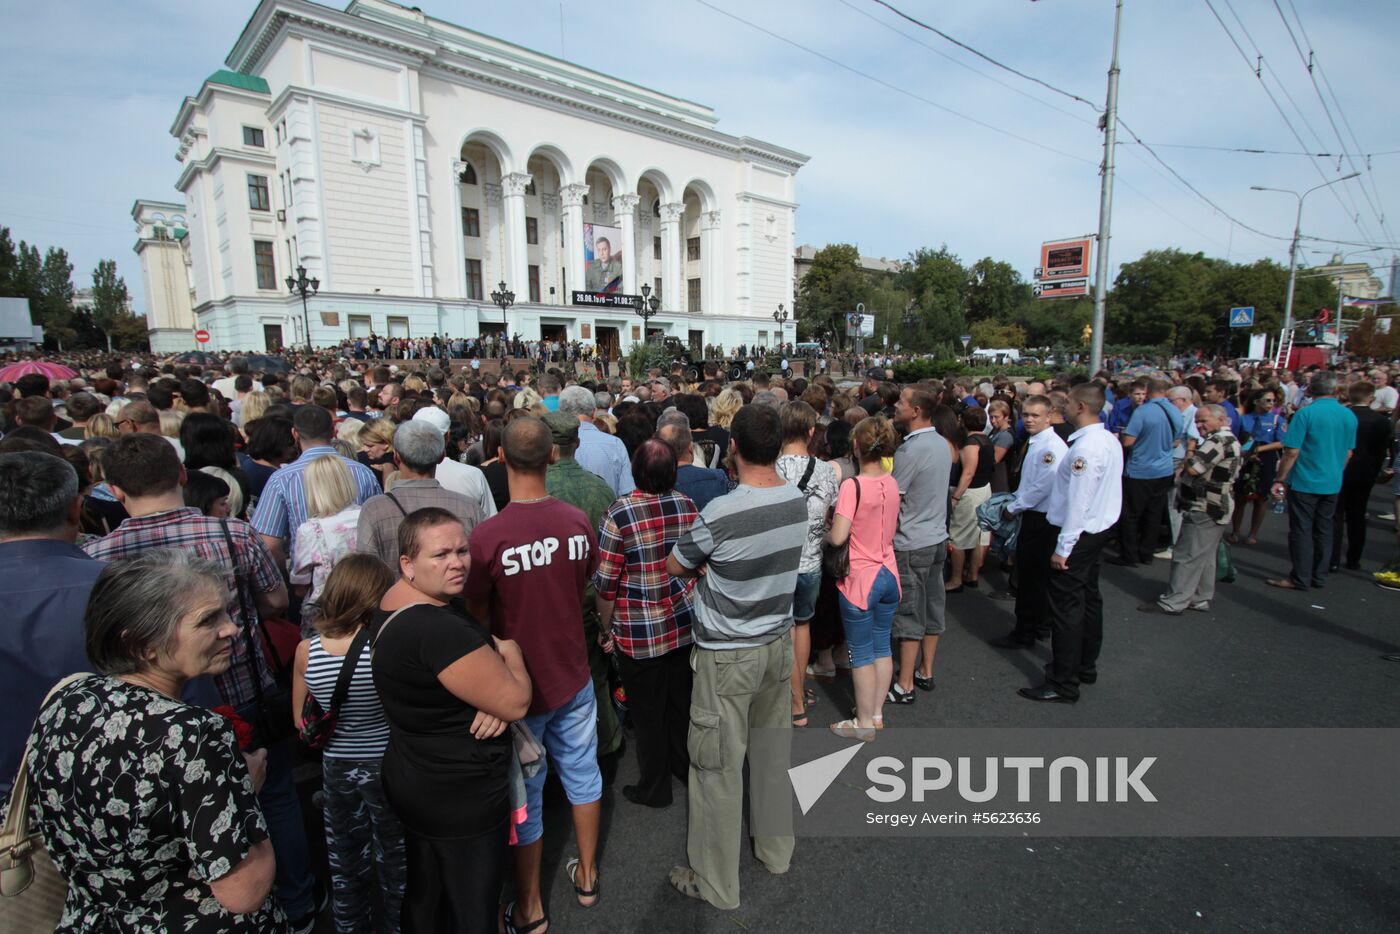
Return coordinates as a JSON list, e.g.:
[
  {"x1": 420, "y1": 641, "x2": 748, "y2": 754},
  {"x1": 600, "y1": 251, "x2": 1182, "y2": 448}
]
[
  {"x1": 969, "y1": 320, "x2": 1027, "y2": 350},
  {"x1": 109, "y1": 310, "x2": 150, "y2": 351},
  {"x1": 965, "y1": 257, "x2": 1033, "y2": 323},
  {"x1": 1108, "y1": 249, "x2": 1224, "y2": 350},
  {"x1": 797, "y1": 244, "x2": 866, "y2": 350},
  {"x1": 0, "y1": 227, "x2": 16, "y2": 296},
  {"x1": 1014, "y1": 294, "x2": 1094, "y2": 347},
  {"x1": 897, "y1": 246, "x2": 968, "y2": 348},
  {"x1": 13, "y1": 239, "x2": 42, "y2": 306},
  {"x1": 89, "y1": 259, "x2": 130, "y2": 352},
  {"x1": 38, "y1": 246, "x2": 75, "y2": 351}
]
